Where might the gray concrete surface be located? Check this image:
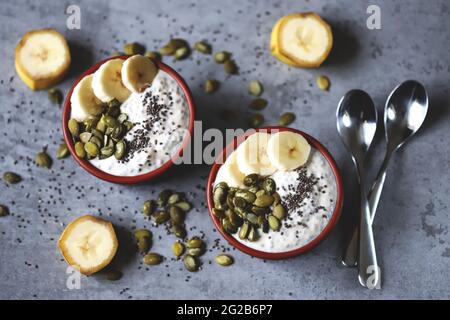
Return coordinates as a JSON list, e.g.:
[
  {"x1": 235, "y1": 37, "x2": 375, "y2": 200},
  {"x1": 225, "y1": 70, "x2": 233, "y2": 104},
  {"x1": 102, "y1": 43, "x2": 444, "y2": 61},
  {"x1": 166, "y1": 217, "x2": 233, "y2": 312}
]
[{"x1": 0, "y1": 0, "x2": 449, "y2": 300}]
